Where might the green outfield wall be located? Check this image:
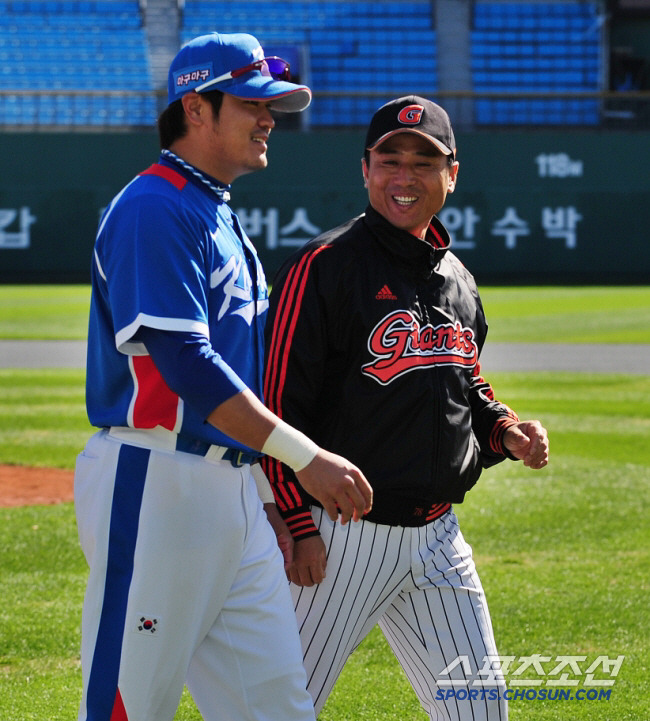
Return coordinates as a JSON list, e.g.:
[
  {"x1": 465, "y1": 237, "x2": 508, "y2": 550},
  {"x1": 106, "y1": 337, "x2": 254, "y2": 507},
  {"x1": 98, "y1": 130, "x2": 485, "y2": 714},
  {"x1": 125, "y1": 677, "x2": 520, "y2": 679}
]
[{"x1": 1, "y1": 130, "x2": 649, "y2": 284}]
